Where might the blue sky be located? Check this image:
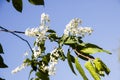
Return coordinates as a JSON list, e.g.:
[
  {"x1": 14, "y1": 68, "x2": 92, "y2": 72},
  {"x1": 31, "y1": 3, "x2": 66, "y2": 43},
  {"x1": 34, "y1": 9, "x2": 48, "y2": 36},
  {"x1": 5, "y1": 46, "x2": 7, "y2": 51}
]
[{"x1": 0, "y1": 0, "x2": 120, "y2": 80}]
